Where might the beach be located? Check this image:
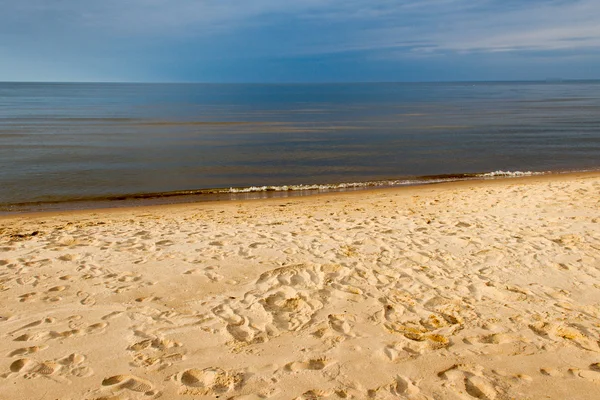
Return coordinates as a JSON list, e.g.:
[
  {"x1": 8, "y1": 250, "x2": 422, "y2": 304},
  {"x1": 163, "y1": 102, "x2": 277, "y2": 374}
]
[{"x1": 1, "y1": 172, "x2": 599, "y2": 399}]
